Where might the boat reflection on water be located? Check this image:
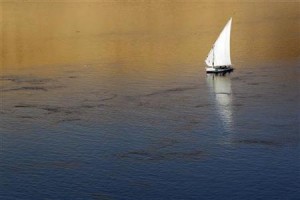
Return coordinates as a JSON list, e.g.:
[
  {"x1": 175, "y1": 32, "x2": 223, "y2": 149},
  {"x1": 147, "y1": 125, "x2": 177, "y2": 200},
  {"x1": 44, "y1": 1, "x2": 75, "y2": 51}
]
[{"x1": 206, "y1": 72, "x2": 234, "y2": 131}]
